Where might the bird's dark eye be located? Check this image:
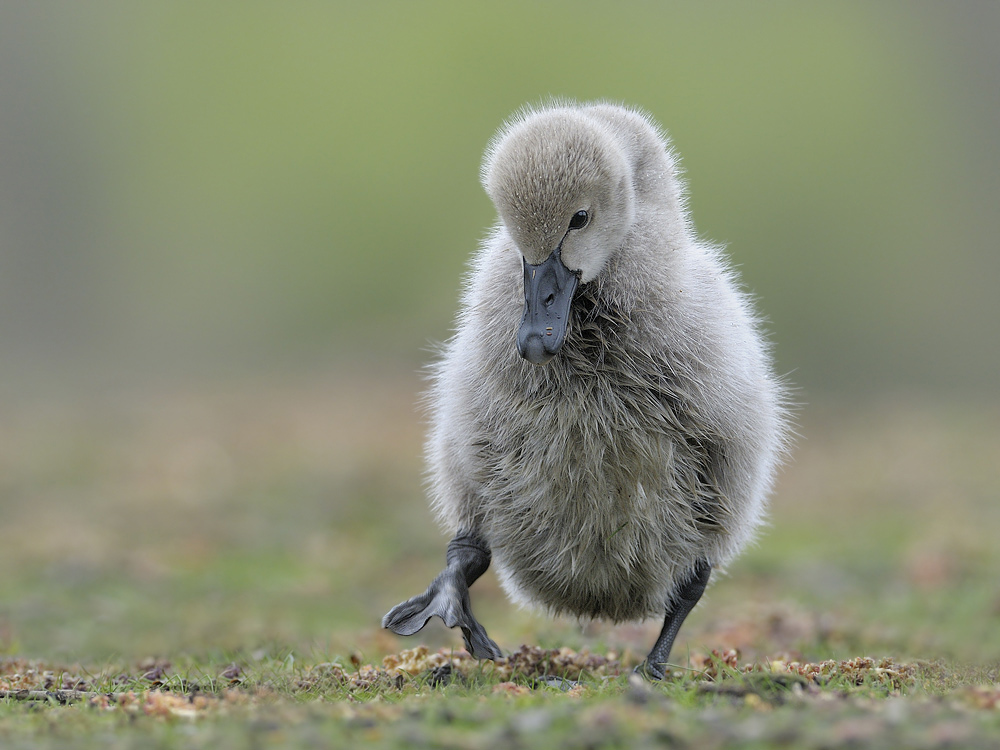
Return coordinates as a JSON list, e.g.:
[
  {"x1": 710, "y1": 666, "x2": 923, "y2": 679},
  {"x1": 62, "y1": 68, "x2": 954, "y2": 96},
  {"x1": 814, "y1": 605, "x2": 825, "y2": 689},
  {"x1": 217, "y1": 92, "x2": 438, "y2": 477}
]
[{"x1": 568, "y1": 210, "x2": 589, "y2": 230}]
